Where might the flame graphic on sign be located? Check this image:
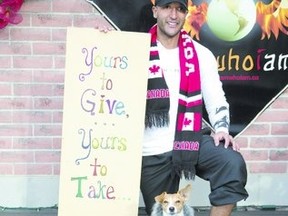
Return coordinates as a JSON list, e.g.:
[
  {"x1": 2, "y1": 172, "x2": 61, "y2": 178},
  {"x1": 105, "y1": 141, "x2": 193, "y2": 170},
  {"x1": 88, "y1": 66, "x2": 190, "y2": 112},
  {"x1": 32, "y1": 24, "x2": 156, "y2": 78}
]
[
  {"x1": 151, "y1": 0, "x2": 288, "y2": 40},
  {"x1": 184, "y1": 1, "x2": 208, "y2": 40},
  {"x1": 256, "y1": 0, "x2": 288, "y2": 39}
]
